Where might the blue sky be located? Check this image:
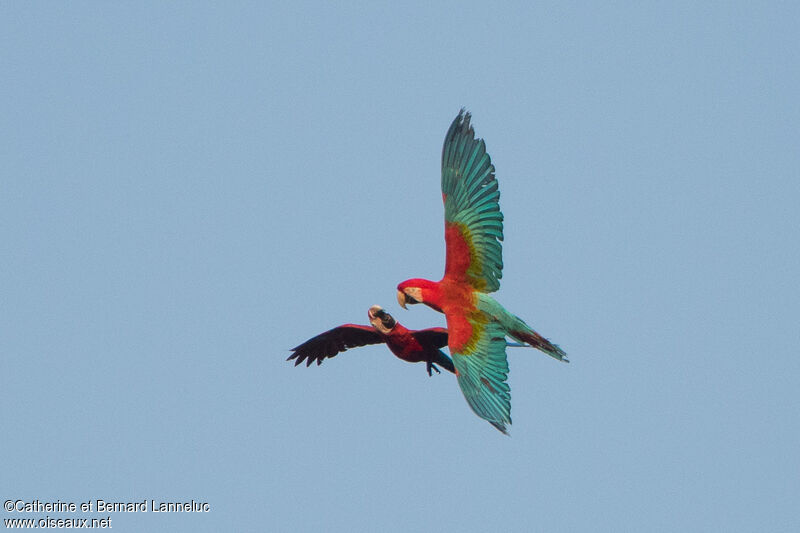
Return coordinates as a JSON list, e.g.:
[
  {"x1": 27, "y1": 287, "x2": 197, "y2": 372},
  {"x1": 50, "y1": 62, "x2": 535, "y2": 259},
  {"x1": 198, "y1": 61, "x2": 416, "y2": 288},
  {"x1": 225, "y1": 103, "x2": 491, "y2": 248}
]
[{"x1": 2, "y1": 2, "x2": 799, "y2": 532}]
